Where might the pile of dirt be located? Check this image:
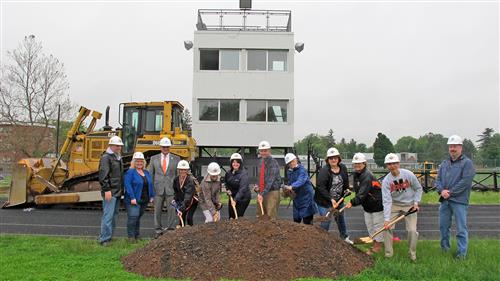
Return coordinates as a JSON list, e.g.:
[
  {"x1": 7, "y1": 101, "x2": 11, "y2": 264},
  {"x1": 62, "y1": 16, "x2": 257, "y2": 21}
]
[{"x1": 122, "y1": 218, "x2": 373, "y2": 281}]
